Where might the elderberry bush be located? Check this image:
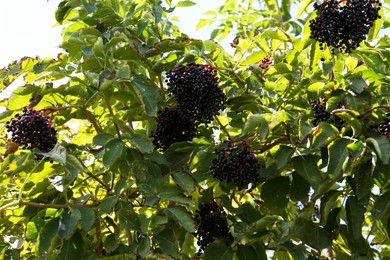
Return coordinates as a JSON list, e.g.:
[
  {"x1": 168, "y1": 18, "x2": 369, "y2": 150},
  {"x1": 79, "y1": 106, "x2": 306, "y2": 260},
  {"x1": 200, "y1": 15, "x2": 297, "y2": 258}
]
[
  {"x1": 210, "y1": 141, "x2": 261, "y2": 190},
  {"x1": 194, "y1": 200, "x2": 233, "y2": 250},
  {"x1": 152, "y1": 107, "x2": 197, "y2": 151},
  {"x1": 165, "y1": 63, "x2": 225, "y2": 125},
  {"x1": 309, "y1": 0, "x2": 381, "y2": 53},
  {"x1": 5, "y1": 107, "x2": 57, "y2": 156}
]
